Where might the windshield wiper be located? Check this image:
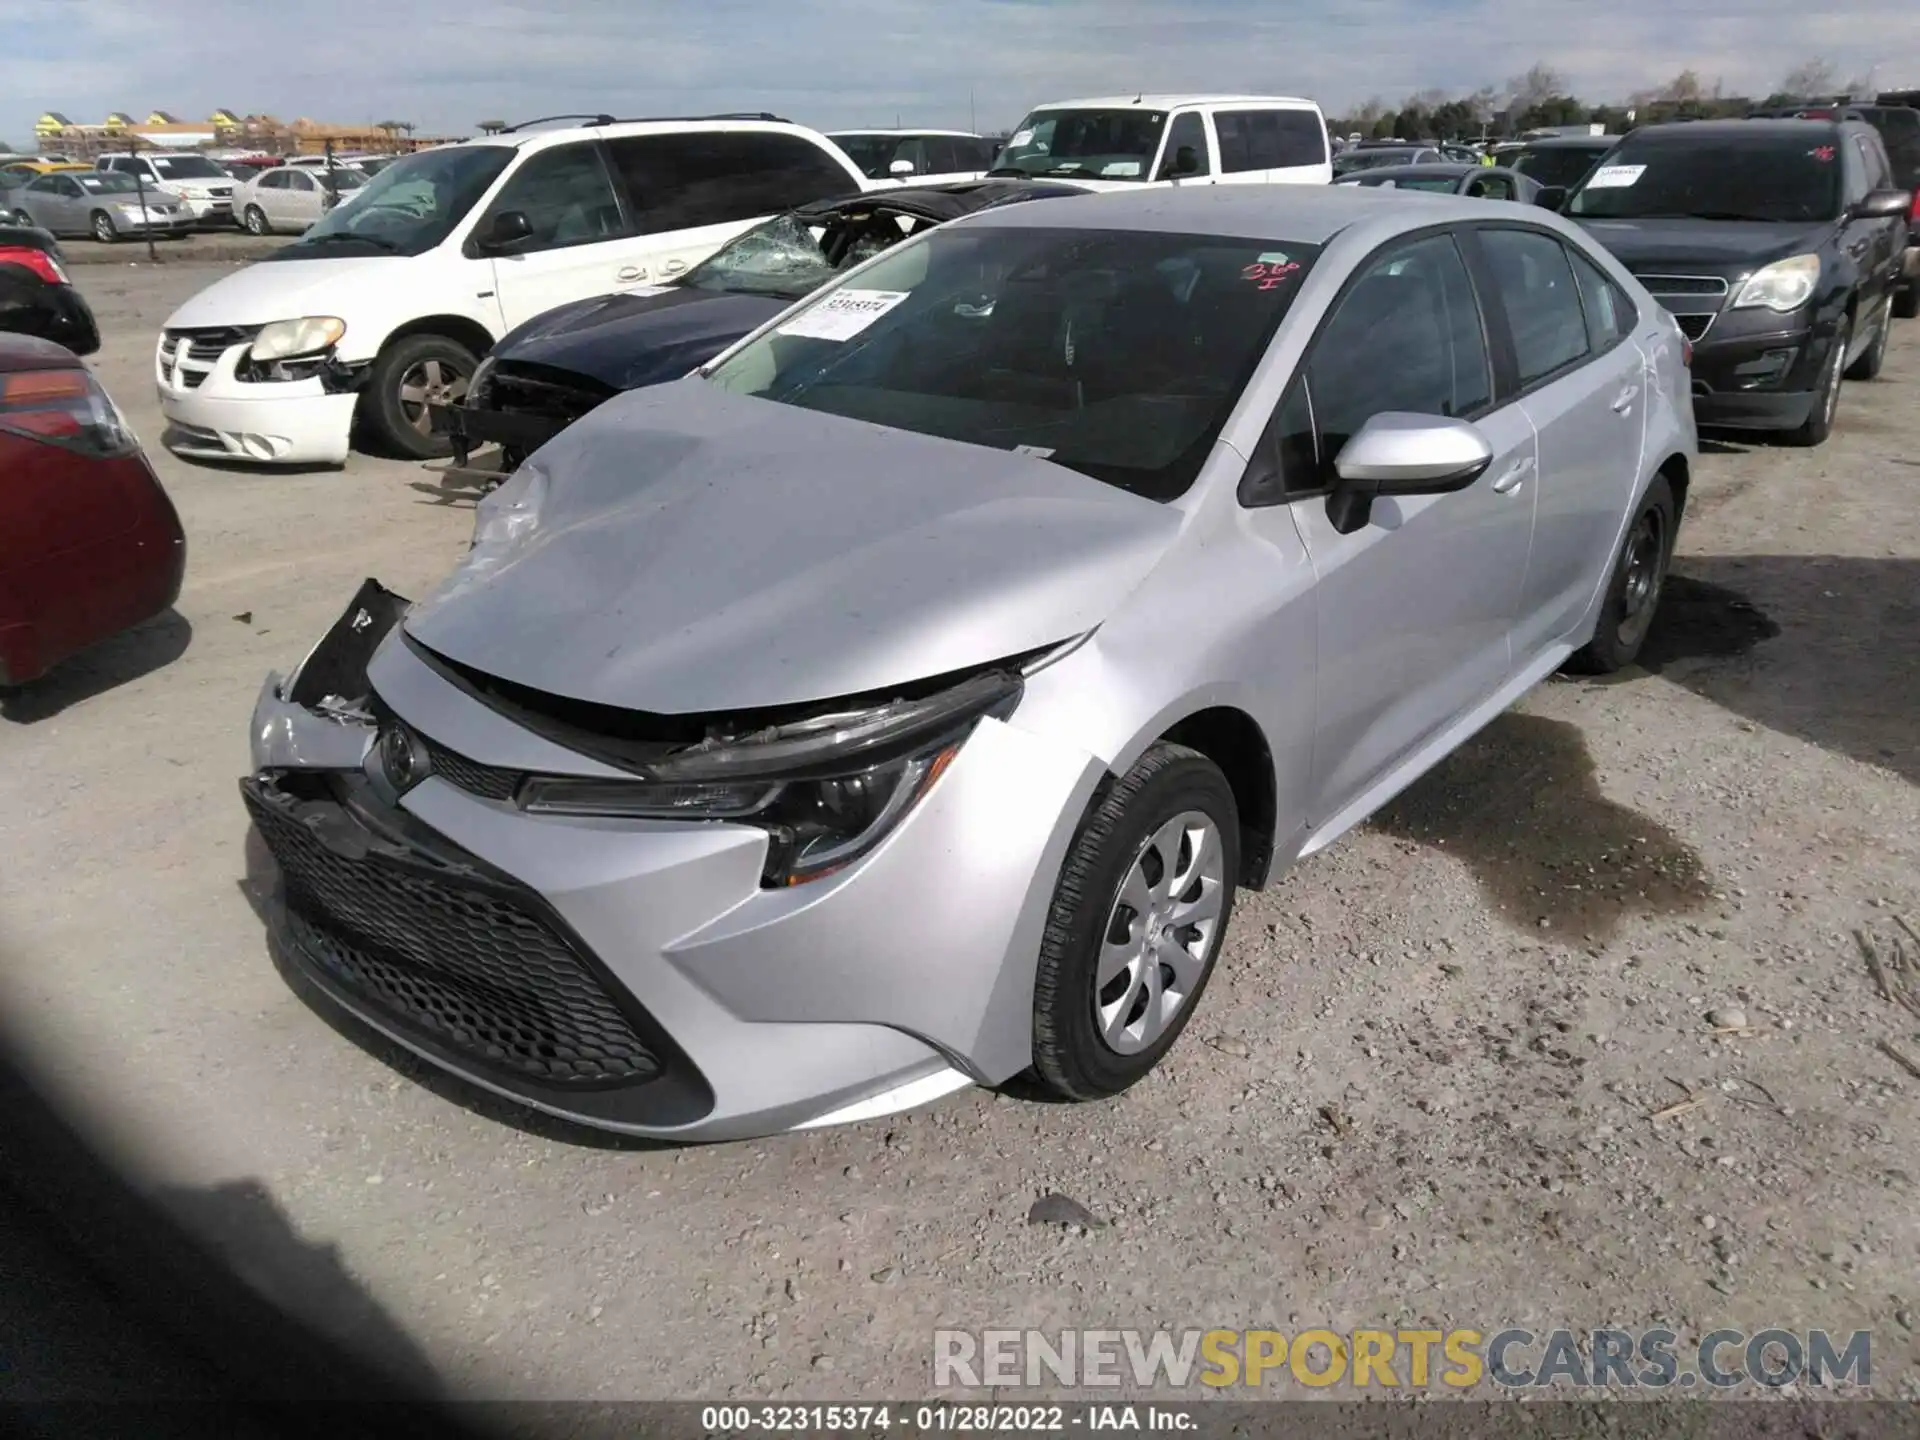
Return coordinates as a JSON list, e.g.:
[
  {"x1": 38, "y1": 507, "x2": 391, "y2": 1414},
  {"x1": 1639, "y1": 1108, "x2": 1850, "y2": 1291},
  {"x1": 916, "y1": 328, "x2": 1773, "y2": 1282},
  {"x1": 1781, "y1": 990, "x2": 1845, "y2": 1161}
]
[{"x1": 292, "y1": 232, "x2": 399, "y2": 251}]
